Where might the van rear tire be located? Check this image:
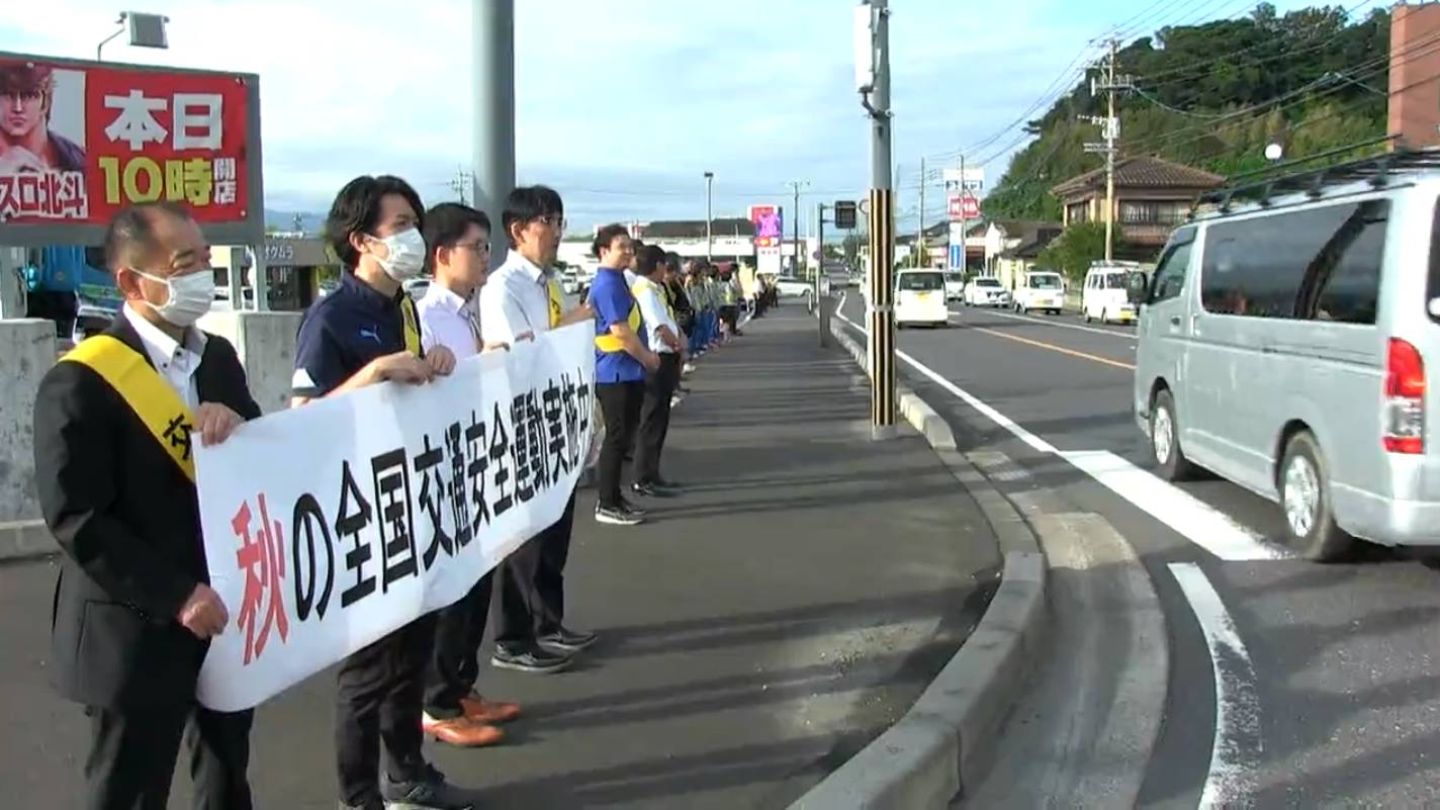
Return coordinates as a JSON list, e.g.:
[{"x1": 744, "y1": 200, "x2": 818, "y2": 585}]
[
  {"x1": 1150, "y1": 390, "x2": 1194, "y2": 482},
  {"x1": 1279, "y1": 432, "x2": 1354, "y2": 563}
]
